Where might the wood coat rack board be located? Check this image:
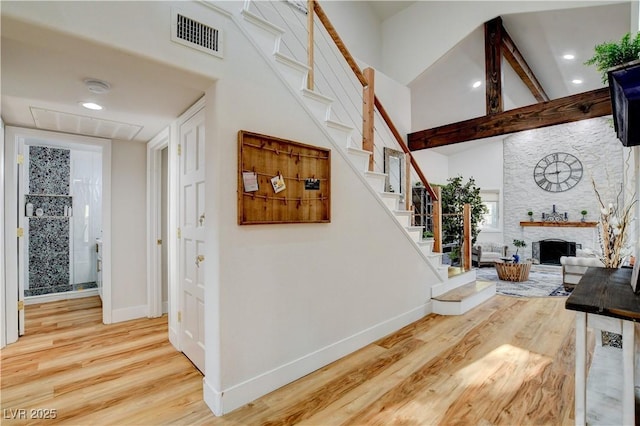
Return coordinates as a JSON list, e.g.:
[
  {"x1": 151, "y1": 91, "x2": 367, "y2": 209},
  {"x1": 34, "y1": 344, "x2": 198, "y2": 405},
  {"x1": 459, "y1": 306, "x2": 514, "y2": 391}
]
[{"x1": 238, "y1": 131, "x2": 331, "y2": 224}]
